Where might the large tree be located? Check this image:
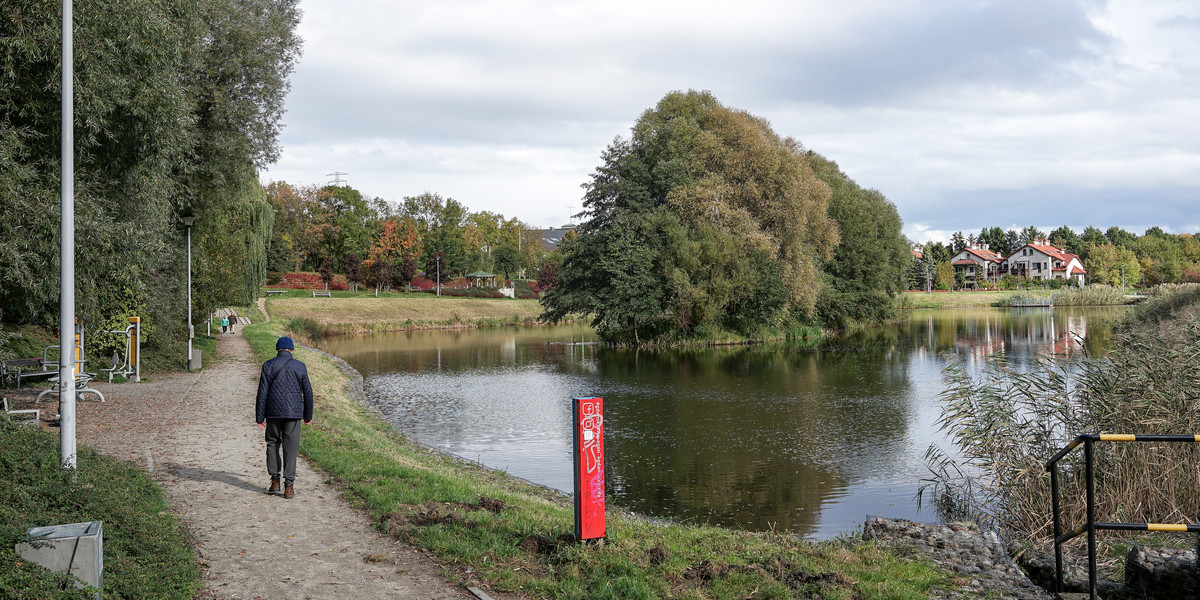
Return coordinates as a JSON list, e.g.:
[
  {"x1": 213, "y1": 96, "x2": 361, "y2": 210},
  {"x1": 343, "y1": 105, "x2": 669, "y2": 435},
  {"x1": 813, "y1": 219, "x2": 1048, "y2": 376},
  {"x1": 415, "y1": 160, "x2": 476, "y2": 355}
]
[
  {"x1": 541, "y1": 90, "x2": 839, "y2": 343},
  {"x1": 807, "y1": 153, "x2": 909, "y2": 327}
]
